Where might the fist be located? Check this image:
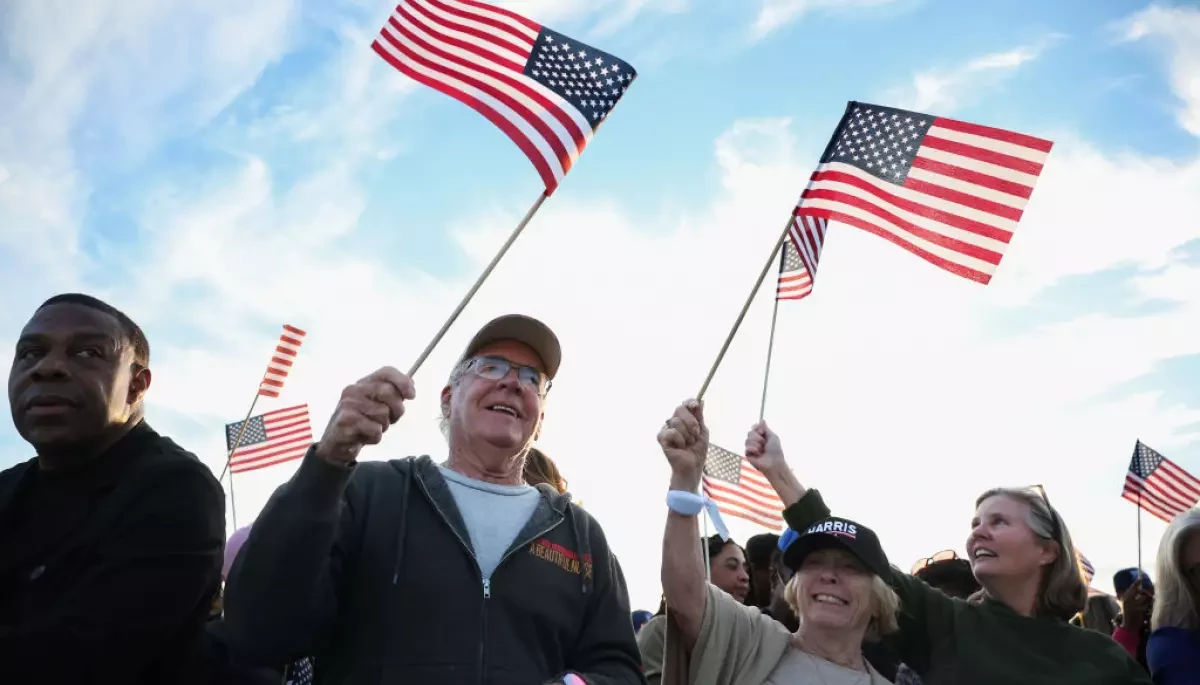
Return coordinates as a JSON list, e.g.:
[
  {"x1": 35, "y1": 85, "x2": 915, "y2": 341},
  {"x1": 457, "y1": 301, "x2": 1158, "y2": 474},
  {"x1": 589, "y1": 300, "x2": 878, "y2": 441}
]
[
  {"x1": 315, "y1": 366, "x2": 416, "y2": 464},
  {"x1": 657, "y1": 400, "x2": 708, "y2": 486},
  {"x1": 745, "y1": 421, "x2": 786, "y2": 473}
]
